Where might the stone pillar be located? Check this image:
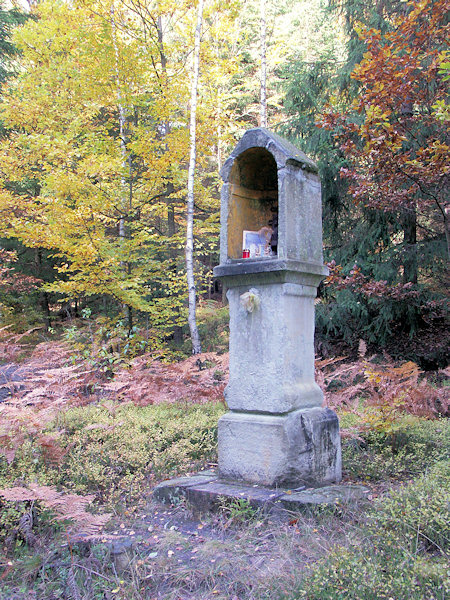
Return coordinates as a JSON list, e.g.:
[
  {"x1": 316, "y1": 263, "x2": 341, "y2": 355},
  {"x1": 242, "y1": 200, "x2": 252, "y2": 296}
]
[{"x1": 214, "y1": 128, "x2": 341, "y2": 488}]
